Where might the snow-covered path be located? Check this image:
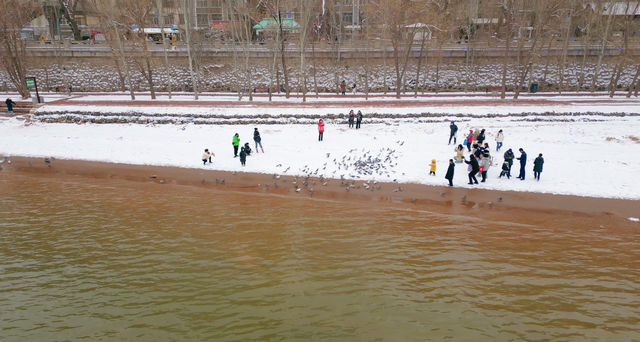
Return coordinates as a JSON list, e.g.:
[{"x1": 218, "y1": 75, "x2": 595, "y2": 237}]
[{"x1": 2, "y1": 114, "x2": 639, "y2": 199}]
